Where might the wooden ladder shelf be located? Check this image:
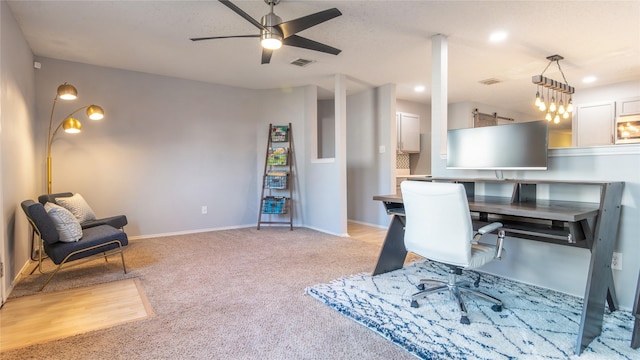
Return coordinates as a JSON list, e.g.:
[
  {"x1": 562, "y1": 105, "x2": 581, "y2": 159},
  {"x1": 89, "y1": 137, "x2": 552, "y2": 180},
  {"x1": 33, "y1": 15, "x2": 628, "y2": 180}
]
[{"x1": 257, "y1": 123, "x2": 293, "y2": 230}]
